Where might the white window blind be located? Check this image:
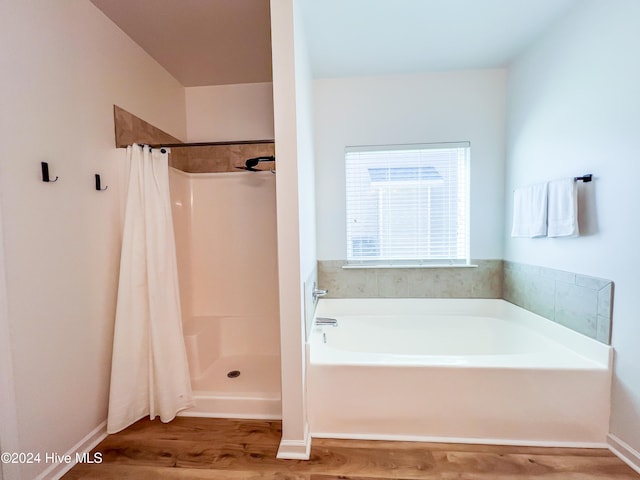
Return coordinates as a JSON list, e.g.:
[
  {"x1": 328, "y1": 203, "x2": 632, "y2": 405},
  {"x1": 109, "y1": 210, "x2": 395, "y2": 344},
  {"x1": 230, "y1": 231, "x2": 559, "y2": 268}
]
[{"x1": 345, "y1": 142, "x2": 470, "y2": 266}]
